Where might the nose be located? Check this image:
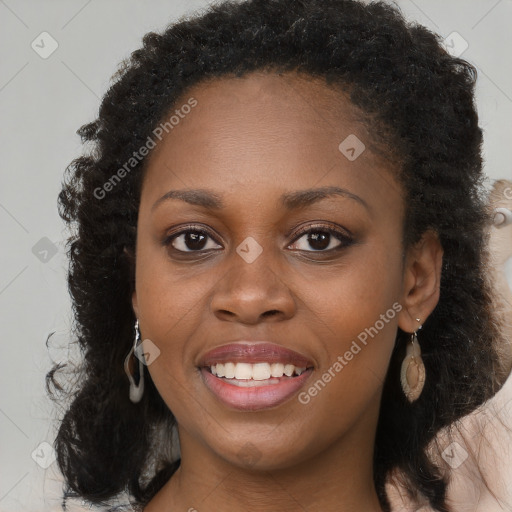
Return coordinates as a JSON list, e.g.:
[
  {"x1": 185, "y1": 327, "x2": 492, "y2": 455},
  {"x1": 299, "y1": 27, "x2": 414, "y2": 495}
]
[{"x1": 210, "y1": 245, "x2": 296, "y2": 325}]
